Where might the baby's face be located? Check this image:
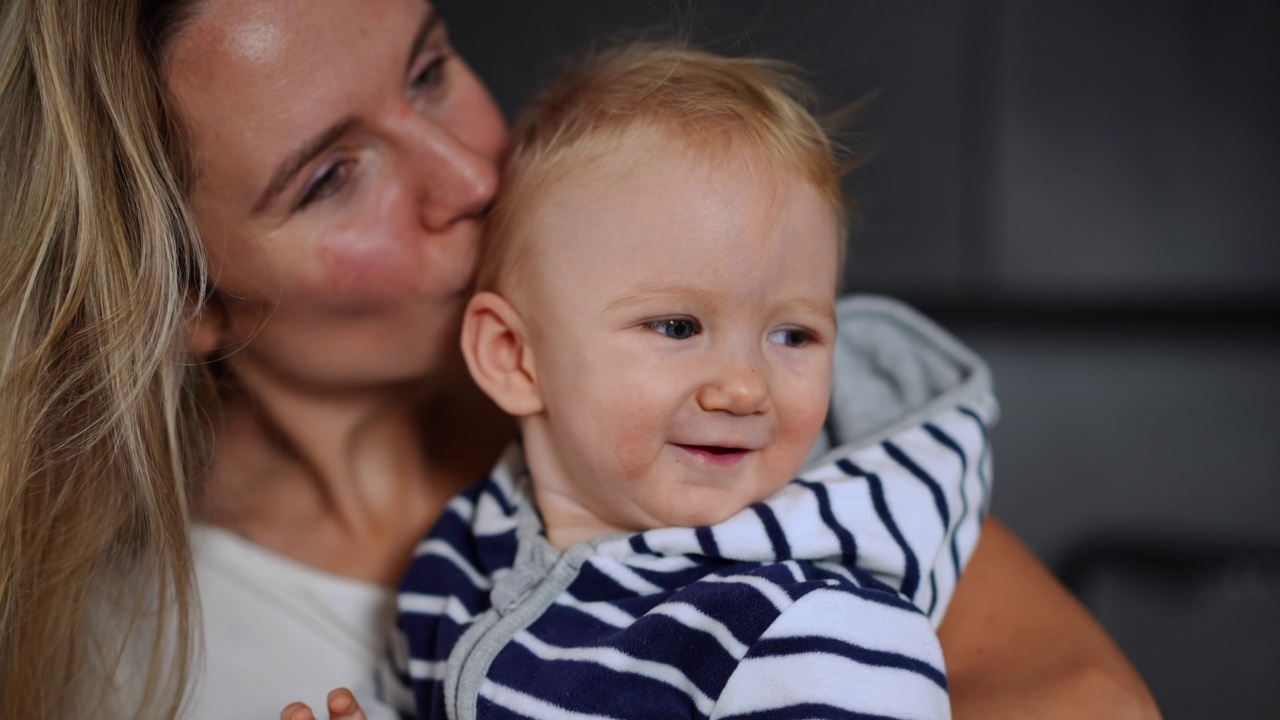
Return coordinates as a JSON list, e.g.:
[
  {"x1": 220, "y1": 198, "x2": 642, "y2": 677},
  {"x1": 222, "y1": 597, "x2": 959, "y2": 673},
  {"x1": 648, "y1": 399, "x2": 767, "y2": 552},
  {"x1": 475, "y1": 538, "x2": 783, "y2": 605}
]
[{"x1": 517, "y1": 138, "x2": 838, "y2": 533}]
